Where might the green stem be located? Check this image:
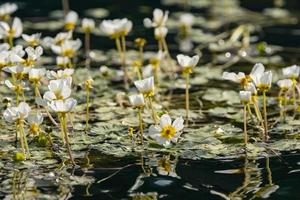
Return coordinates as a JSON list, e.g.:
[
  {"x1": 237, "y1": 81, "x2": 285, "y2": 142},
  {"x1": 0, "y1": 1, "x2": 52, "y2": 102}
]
[
  {"x1": 35, "y1": 85, "x2": 58, "y2": 126},
  {"x1": 8, "y1": 35, "x2": 13, "y2": 48},
  {"x1": 262, "y1": 91, "x2": 268, "y2": 141},
  {"x1": 115, "y1": 37, "x2": 129, "y2": 90},
  {"x1": 185, "y1": 73, "x2": 190, "y2": 125},
  {"x1": 61, "y1": 113, "x2": 75, "y2": 165},
  {"x1": 148, "y1": 97, "x2": 158, "y2": 124},
  {"x1": 85, "y1": 88, "x2": 90, "y2": 132},
  {"x1": 19, "y1": 120, "x2": 30, "y2": 157},
  {"x1": 138, "y1": 109, "x2": 143, "y2": 145},
  {"x1": 85, "y1": 32, "x2": 91, "y2": 68},
  {"x1": 243, "y1": 105, "x2": 248, "y2": 147},
  {"x1": 17, "y1": 122, "x2": 25, "y2": 154}
]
